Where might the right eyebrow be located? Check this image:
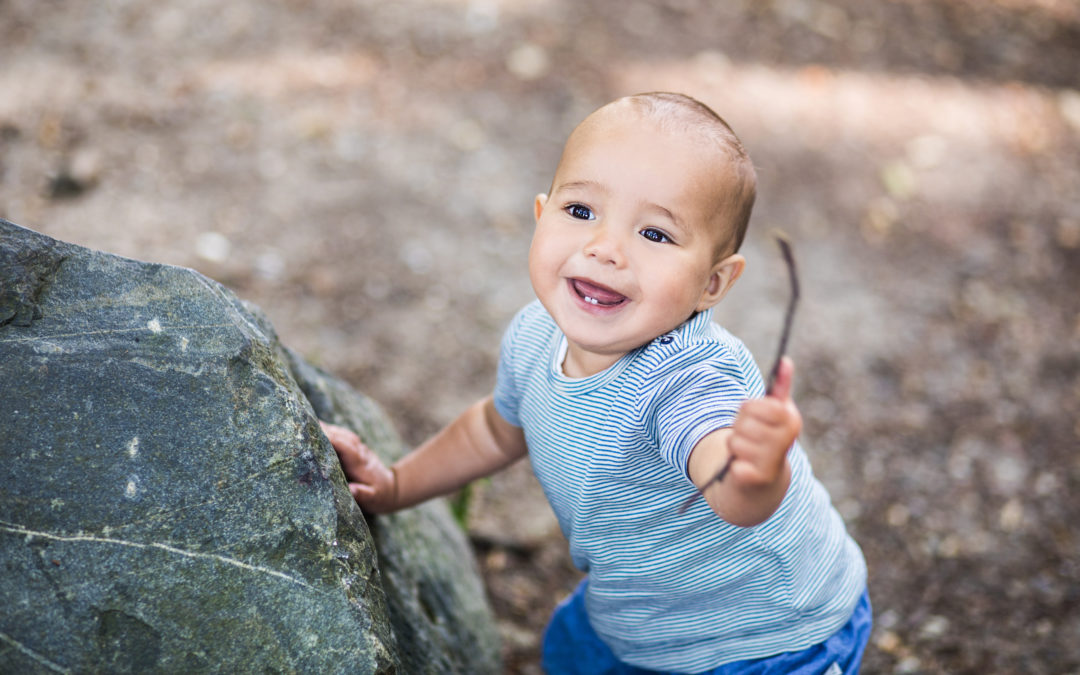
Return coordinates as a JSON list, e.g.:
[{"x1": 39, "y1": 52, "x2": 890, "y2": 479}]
[{"x1": 553, "y1": 180, "x2": 607, "y2": 196}]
